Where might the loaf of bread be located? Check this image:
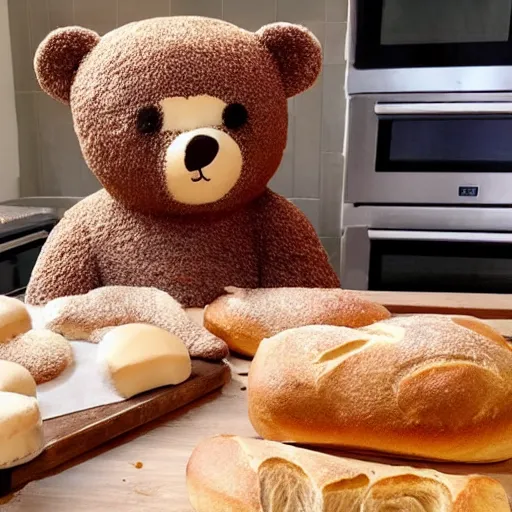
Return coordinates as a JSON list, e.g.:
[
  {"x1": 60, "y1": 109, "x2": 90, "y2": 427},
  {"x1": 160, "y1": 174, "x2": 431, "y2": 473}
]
[
  {"x1": 0, "y1": 391, "x2": 45, "y2": 469},
  {"x1": 248, "y1": 315, "x2": 512, "y2": 463},
  {"x1": 97, "y1": 323, "x2": 191, "y2": 398},
  {"x1": 43, "y1": 286, "x2": 228, "y2": 360},
  {"x1": 187, "y1": 435, "x2": 510, "y2": 512},
  {"x1": 0, "y1": 296, "x2": 31, "y2": 342},
  {"x1": 204, "y1": 287, "x2": 391, "y2": 356}
]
